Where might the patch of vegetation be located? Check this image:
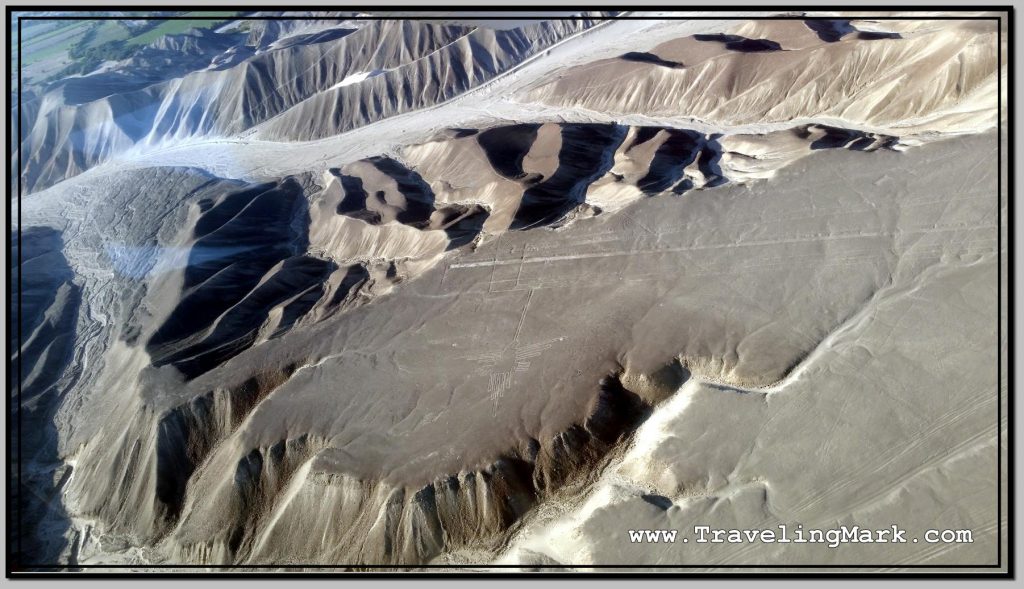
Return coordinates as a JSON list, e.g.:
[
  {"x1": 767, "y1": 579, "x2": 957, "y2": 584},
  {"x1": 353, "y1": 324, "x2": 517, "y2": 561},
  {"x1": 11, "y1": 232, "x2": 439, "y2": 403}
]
[
  {"x1": 124, "y1": 11, "x2": 243, "y2": 46},
  {"x1": 53, "y1": 38, "x2": 135, "y2": 78},
  {"x1": 81, "y1": 20, "x2": 131, "y2": 50},
  {"x1": 16, "y1": 20, "x2": 91, "y2": 66},
  {"x1": 45, "y1": 12, "x2": 241, "y2": 81}
]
